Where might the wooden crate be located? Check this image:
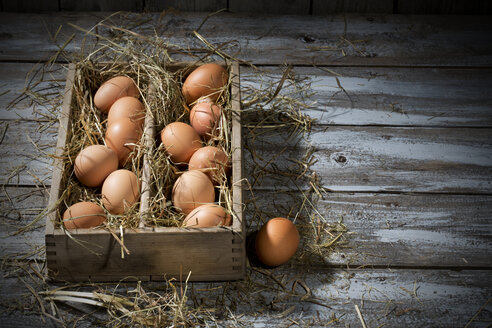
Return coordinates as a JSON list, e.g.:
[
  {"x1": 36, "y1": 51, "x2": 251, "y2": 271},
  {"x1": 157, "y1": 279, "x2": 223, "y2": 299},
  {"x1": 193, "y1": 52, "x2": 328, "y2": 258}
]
[{"x1": 45, "y1": 62, "x2": 244, "y2": 282}]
